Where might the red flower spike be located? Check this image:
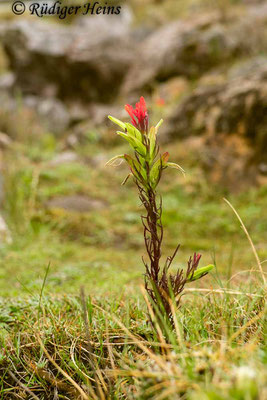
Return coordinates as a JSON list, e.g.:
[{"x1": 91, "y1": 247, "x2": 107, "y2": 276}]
[{"x1": 125, "y1": 96, "x2": 149, "y2": 134}]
